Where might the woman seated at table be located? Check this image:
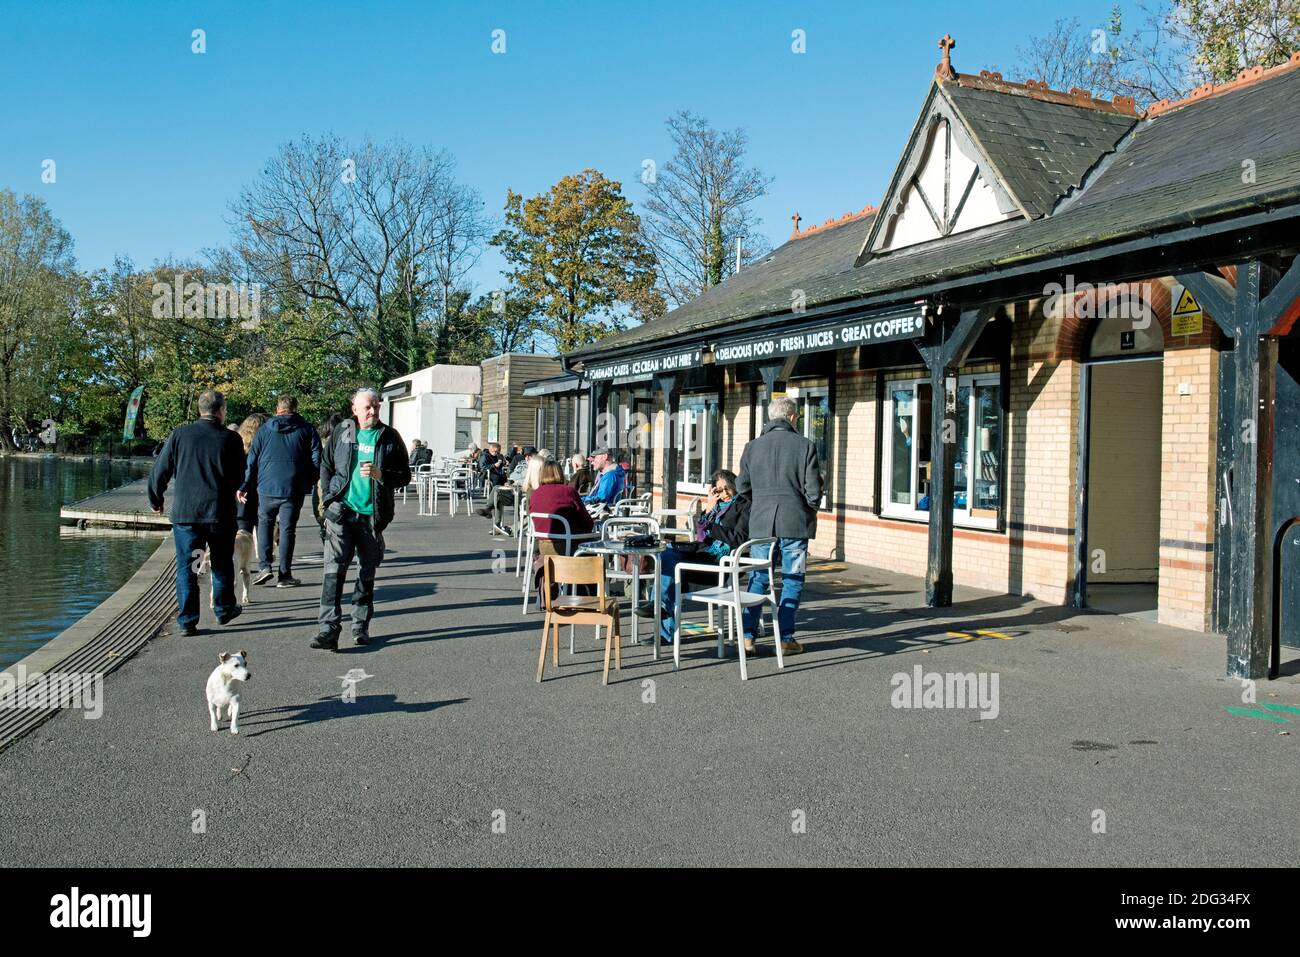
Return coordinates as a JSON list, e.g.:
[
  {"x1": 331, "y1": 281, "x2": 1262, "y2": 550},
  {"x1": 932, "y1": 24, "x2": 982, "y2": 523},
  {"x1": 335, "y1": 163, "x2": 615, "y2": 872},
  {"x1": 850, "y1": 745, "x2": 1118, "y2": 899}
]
[
  {"x1": 654, "y1": 469, "x2": 750, "y2": 645},
  {"x1": 528, "y1": 461, "x2": 595, "y2": 595}
]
